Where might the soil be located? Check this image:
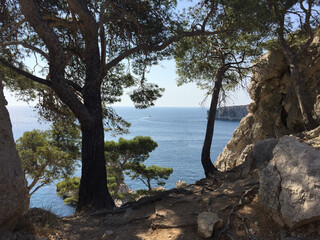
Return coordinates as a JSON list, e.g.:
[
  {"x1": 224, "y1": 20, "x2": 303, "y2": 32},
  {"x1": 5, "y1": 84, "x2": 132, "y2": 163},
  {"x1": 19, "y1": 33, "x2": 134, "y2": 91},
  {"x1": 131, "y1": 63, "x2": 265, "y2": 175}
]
[{"x1": 7, "y1": 170, "x2": 320, "y2": 240}]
